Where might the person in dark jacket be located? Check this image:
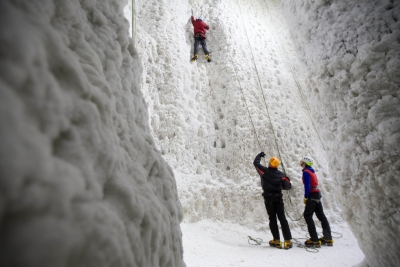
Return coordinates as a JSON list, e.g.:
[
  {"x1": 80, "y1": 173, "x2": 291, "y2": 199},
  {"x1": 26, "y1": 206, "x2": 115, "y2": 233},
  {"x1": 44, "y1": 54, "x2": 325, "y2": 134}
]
[
  {"x1": 190, "y1": 16, "x2": 211, "y2": 62},
  {"x1": 300, "y1": 156, "x2": 333, "y2": 247},
  {"x1": 253, "y1": 152, "x2": 292, "y2": 249}
]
